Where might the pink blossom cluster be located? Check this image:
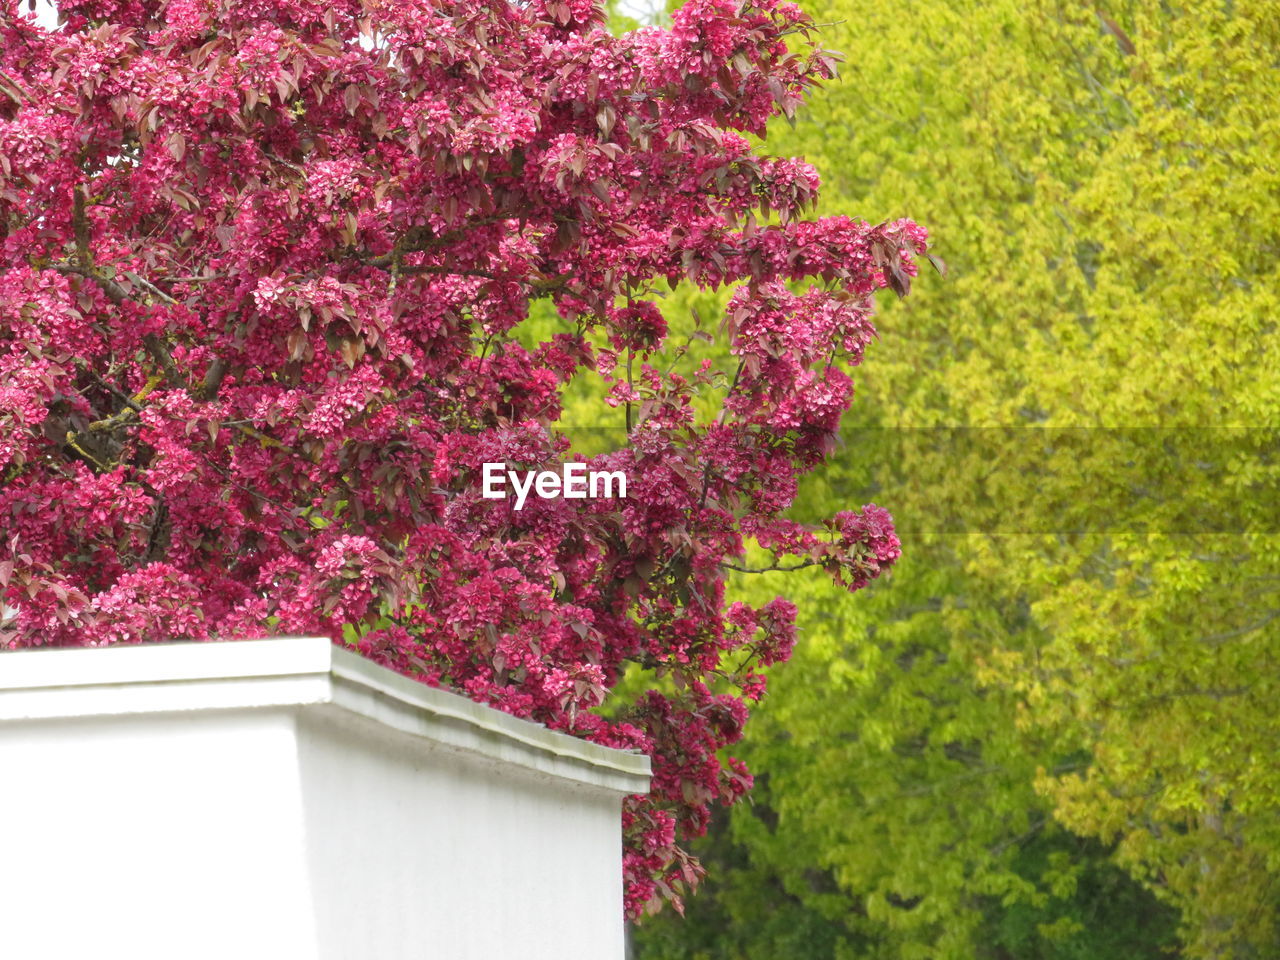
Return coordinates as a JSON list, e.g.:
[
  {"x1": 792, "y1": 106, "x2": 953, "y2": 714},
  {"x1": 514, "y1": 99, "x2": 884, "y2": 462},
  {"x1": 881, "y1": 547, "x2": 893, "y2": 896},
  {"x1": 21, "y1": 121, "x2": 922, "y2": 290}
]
[{"x1": 0, "y1": 0, "x2": 923, "y2": 916}]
